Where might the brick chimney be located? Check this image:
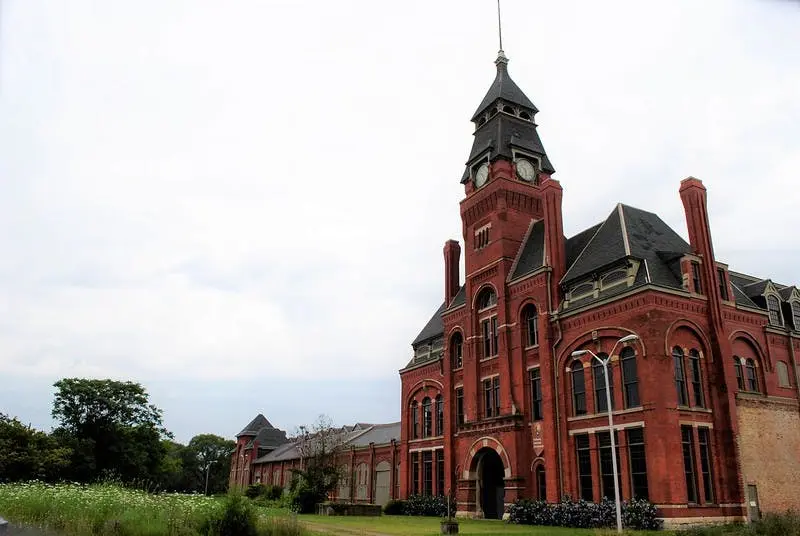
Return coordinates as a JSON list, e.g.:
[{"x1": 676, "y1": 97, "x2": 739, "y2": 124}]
[
  {"x1": 444, "y1": 240, "x2": 461, "y2": 306},
  {"x1": 679, "y1": 177, "x2": 716, "y2": 260},
  {"x1": 679, "y1": 177, "x2": 725, "y2": 328}
]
